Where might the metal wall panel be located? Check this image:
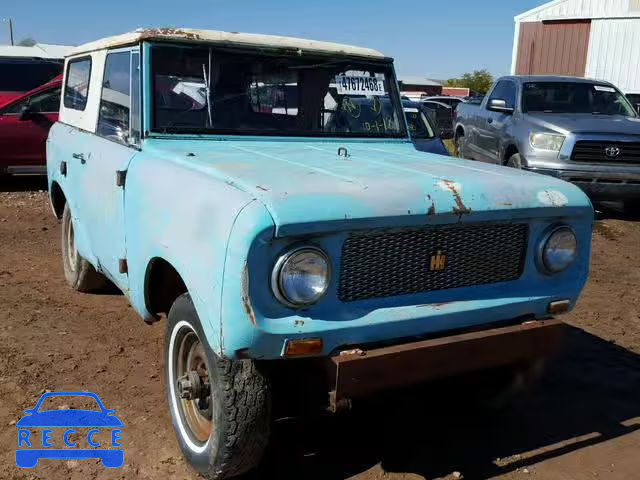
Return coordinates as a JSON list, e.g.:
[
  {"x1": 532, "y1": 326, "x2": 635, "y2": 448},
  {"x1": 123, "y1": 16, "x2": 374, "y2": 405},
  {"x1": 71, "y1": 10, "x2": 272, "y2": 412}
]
[
  {"x1": 586, "y1": 18, "x2": 640, "y2": 93},
  {"x1": 515, "y1": 21, "x2": 591, "y2": 76},
  {"x1": 517, "y1": 0, "x2": 635, "y2": 22}
]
